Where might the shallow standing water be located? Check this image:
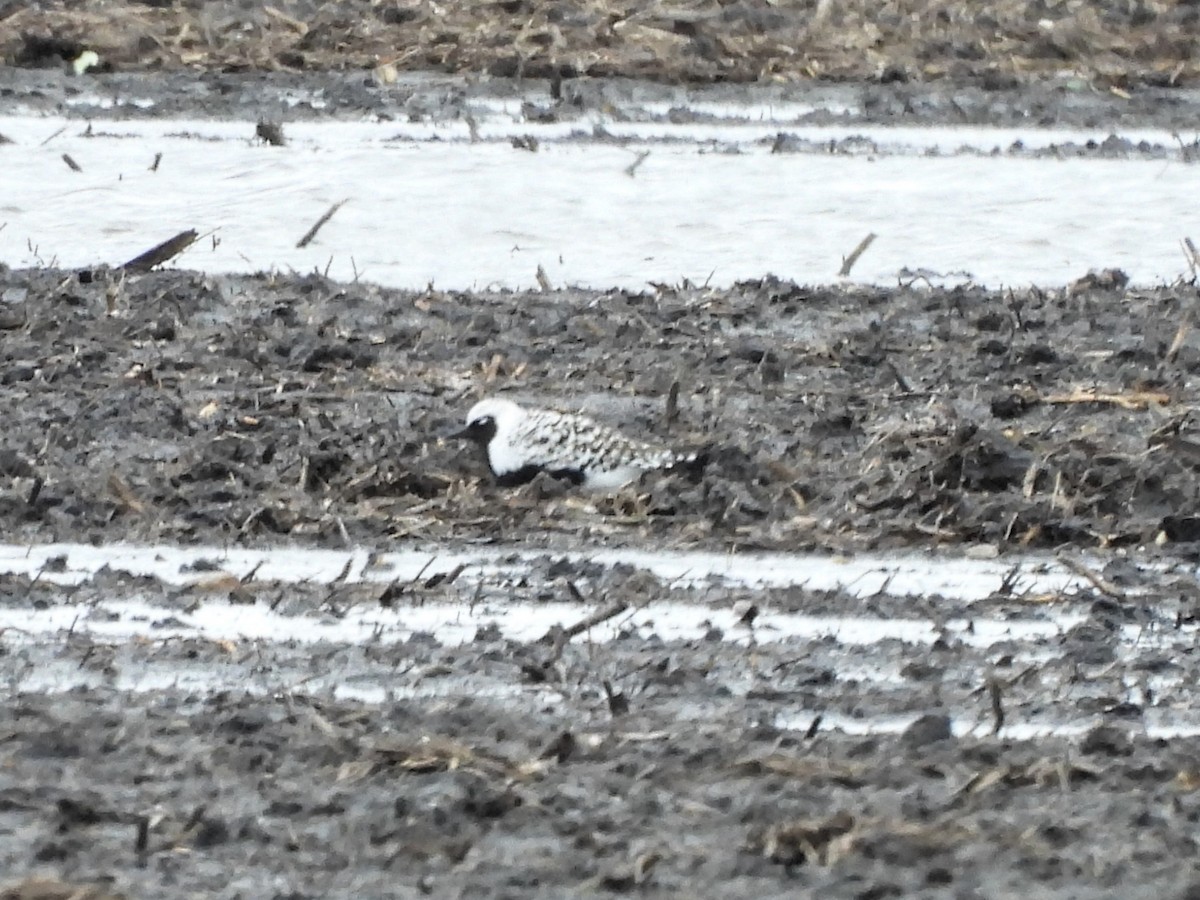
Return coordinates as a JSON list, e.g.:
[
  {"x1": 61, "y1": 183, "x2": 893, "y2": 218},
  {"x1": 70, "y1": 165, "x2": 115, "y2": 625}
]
[
  {"x1": 1, "y1": 112, "x2": 1197, "y2": 289},
  {"x1": 0, "y1": 539, "x2": 1196, "y2": 738}
]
